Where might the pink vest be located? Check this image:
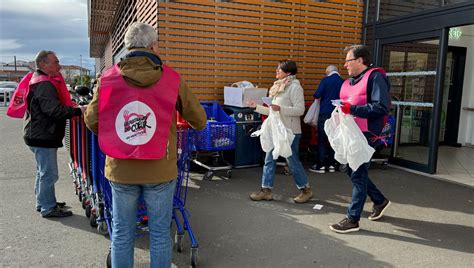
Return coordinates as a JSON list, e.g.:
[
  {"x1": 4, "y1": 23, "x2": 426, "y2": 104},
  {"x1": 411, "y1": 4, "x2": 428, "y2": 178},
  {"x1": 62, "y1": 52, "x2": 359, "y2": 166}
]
[
  {"x1": 7, "y1": 72, "x2": 74, "y2": 118},
  {"x1": 340, "y1": 68, "x2": 385, "y2": 132},
  {"x1": 98, "y1": 64, "x2": 179, "y2": 160}
]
